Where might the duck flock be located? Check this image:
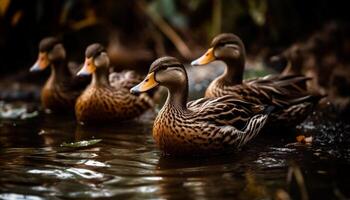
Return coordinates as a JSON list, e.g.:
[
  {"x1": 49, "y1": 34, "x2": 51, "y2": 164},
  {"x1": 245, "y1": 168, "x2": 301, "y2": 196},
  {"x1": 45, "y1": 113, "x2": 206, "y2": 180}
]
[{"x1": 30, "y1": 33, "x2": 326, "y2": 156}]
